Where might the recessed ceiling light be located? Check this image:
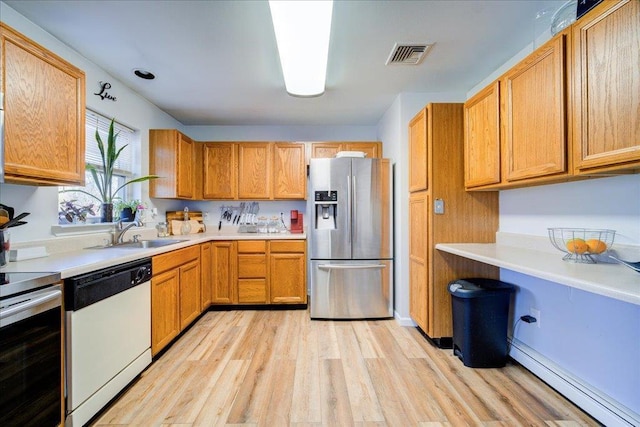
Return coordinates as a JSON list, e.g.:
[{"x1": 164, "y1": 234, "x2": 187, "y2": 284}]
[{"x1": 133, "y1": 69, "x2": 155, "y2": 80}]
